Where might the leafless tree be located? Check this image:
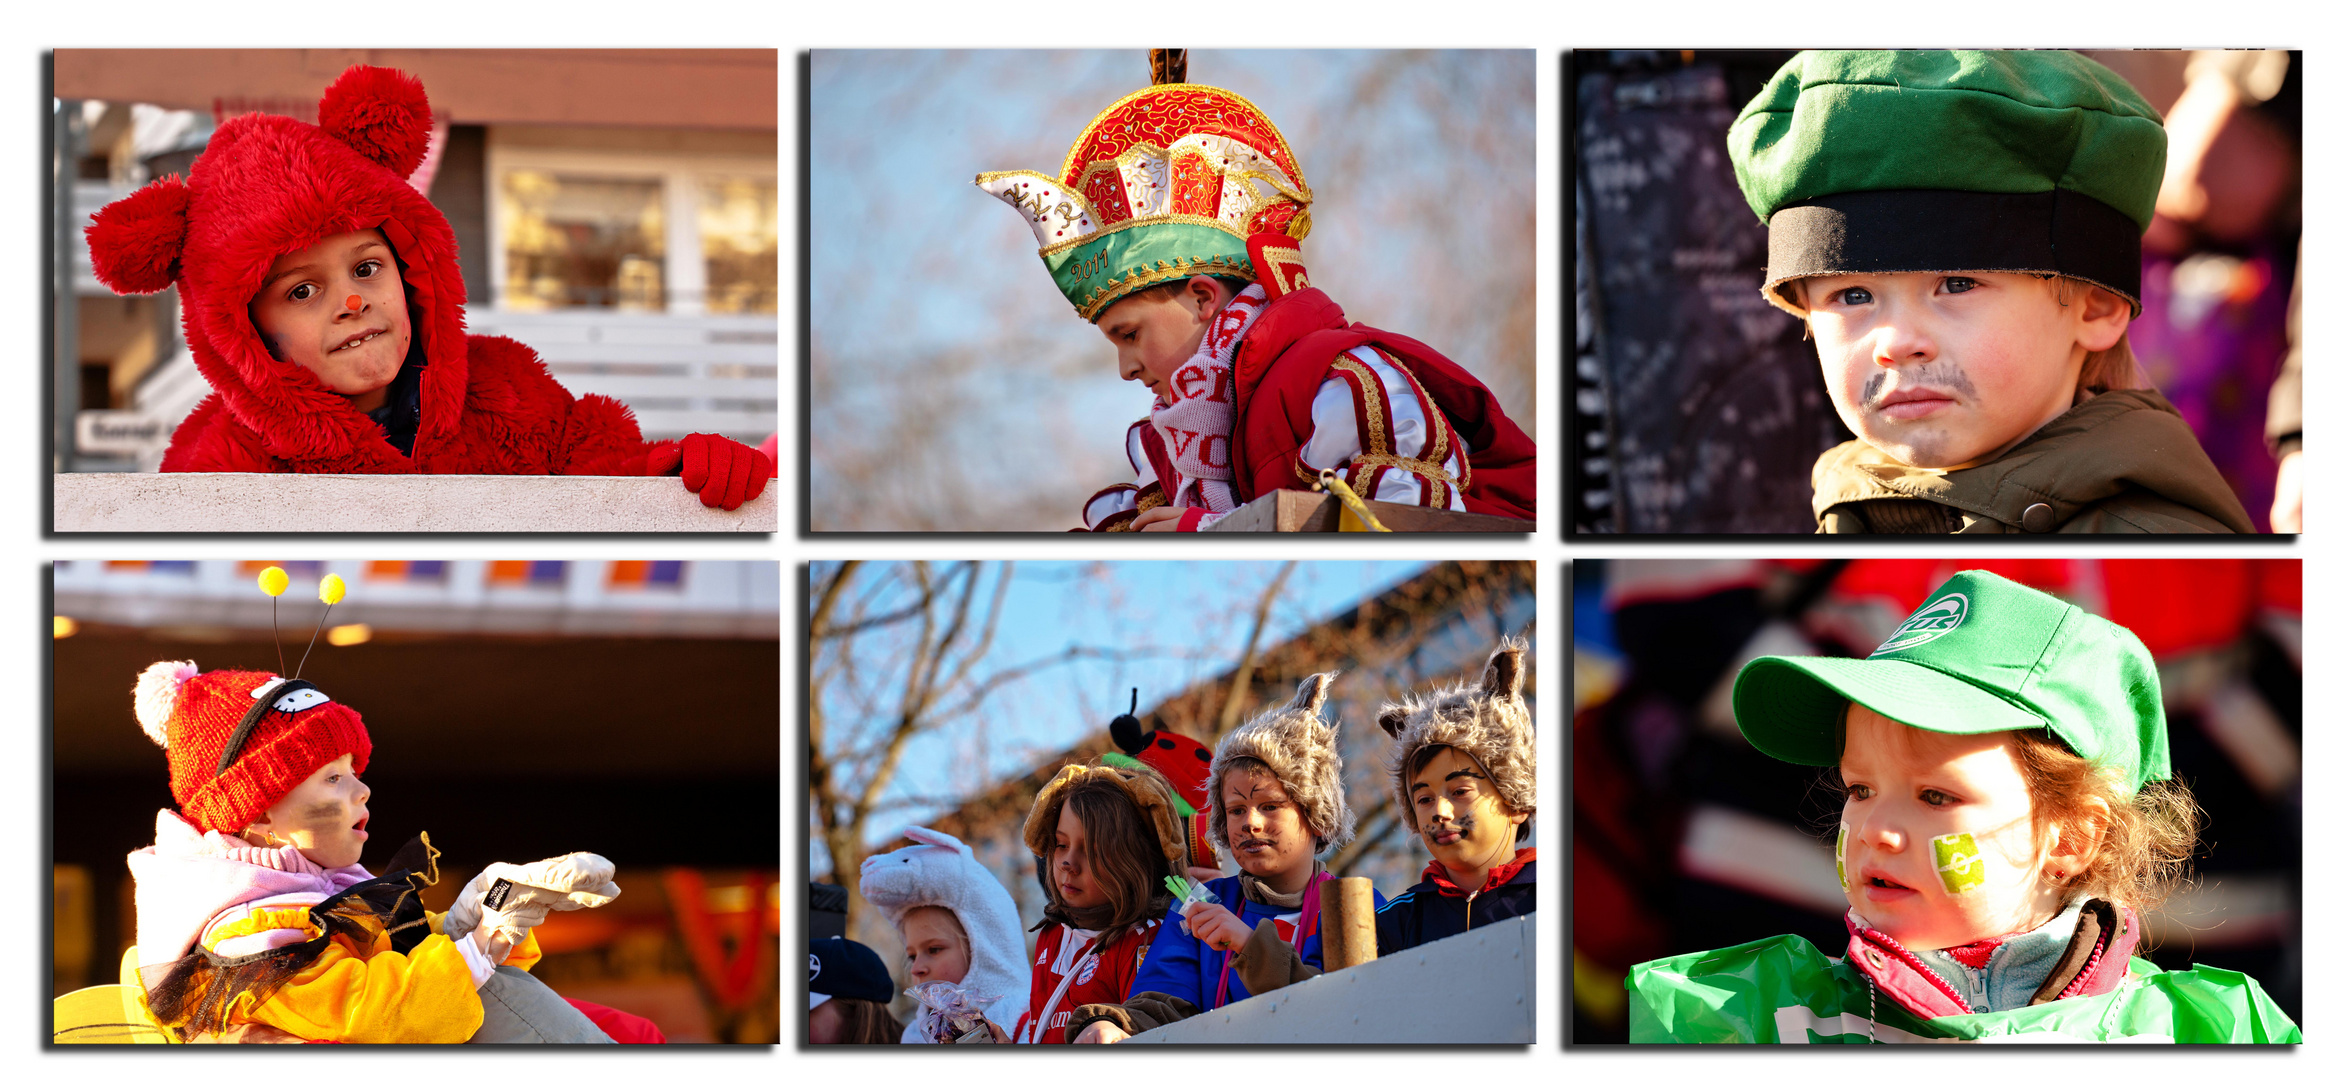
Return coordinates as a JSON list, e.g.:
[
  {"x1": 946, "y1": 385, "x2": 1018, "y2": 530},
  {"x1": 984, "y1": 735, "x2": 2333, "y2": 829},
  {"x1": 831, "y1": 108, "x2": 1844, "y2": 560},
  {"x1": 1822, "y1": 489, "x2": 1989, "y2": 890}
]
[
  {"x1": 809, "y1": 560, "x2": 1264, "y2": 931},
  {"x1": 810, "y1": 561, "x2": 1018, "y2": 931}
]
